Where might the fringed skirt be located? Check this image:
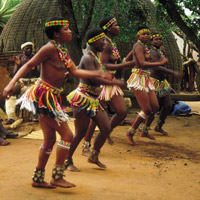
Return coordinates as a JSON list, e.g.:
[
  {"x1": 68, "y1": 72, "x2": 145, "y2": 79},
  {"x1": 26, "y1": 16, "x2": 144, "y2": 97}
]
[
  {"x1": 16, "y1": 79, "x2": 69, "y2": 124},
  {"x1": 99, "y1": 78, "x2": 124, "y2": 101},
  {"x1": 127, "y1": 68, "x2": 155, "y2": 92},
  {"x1": 151, "y1": 78, "x2": 172, "y2": 98},
  {"x1": 67, "y1": 83, "x2": 104, "y2": 117}
]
